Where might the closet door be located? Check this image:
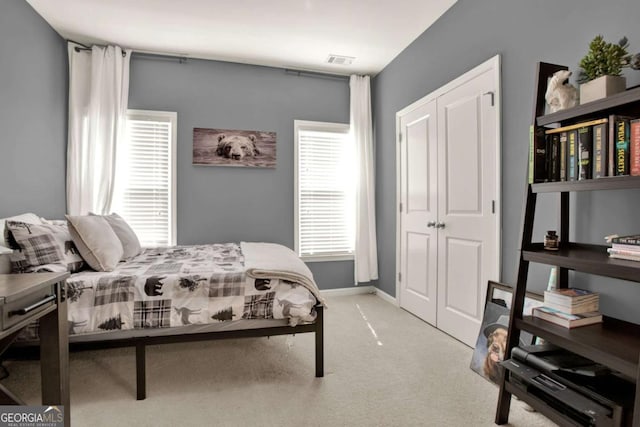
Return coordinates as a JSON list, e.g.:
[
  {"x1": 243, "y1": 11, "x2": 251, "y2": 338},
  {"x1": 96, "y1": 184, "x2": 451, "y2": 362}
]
[
  {"x1": 435, "y1": 66, "x2": 499, "y2": 347},
  {"x1": 397, "y1": 98, "x2": 438, "y2": 325}
]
